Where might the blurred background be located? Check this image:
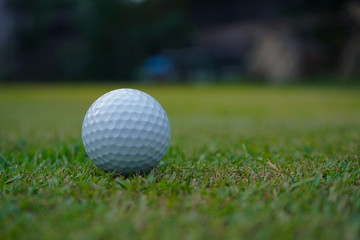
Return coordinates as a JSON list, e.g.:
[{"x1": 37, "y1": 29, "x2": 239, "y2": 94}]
[{"x1": 0, "y1": 0, "x2": 359, "y2": 84}]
